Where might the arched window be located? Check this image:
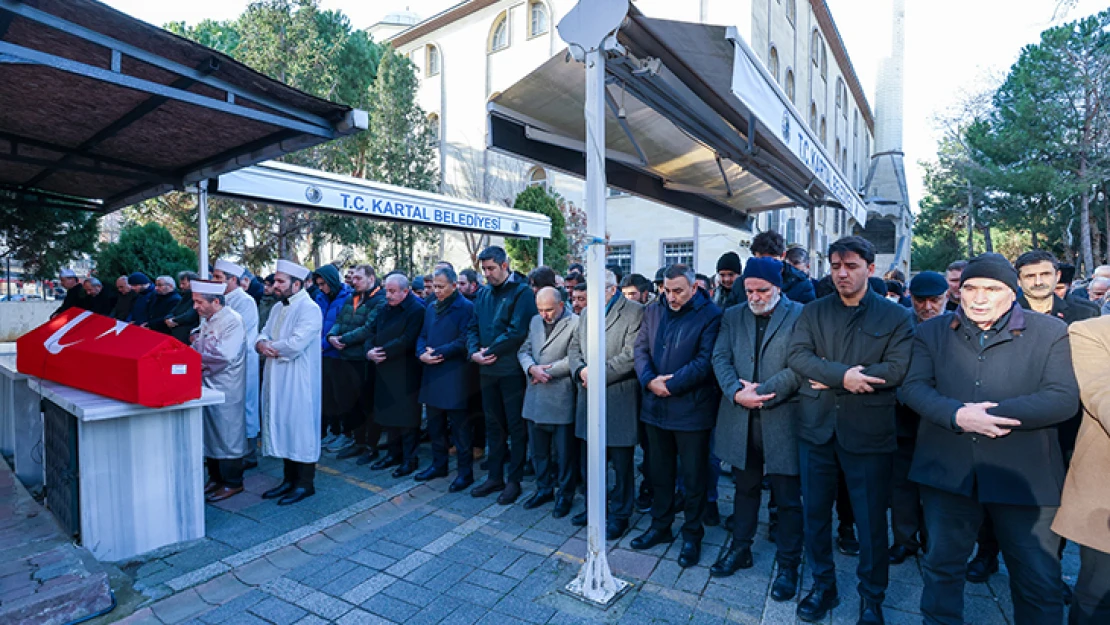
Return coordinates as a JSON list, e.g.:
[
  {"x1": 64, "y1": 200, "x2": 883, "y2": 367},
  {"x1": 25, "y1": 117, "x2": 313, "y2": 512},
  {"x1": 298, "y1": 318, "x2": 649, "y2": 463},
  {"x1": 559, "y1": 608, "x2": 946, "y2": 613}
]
[
  {"x1": 842, "y1": 147, "x2": 848, "y2": 172},
  {"x1": 427, "y1": 113, "x2": 440, "y2": 144},
  {"x1": 809, "y1": 102, "x2": 817, "y2": 131},
  {"x1": 768, "y1": 46, "x2": 779, "y2": 82},
  {"x1": 835, "y1": 139, "x2": 841, "y2": 167},
  {"x1": 786, "y1": 0, "x2": 796, "y2": 25},
  {"x1": 820, "y1": 46, "x2": 828, "y2": 81},
  {"x1": 785, "y1": 68, "x2": 795, "y2": 103},
  {"x1": 489, "y1": 13, "x2": 509, "y2": 53},
  {"x1": 811, "y1": 30, "x2": 820, "y2": 68},
  {"x1": 528, "y1": 166, "x2": 548, "y2": 190},
  {"x1": 425, "y1": 44, "x2": 440, "y2": 77},
  {"x1": 820, "y1": 116, "x2": 827, "y2": 145},
  {"x1": 529, "y1": 1, "x2": 549, "y2": 37},
  {"x1": 835, "y1": 78, "x2": 845, "y2": 116}
]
